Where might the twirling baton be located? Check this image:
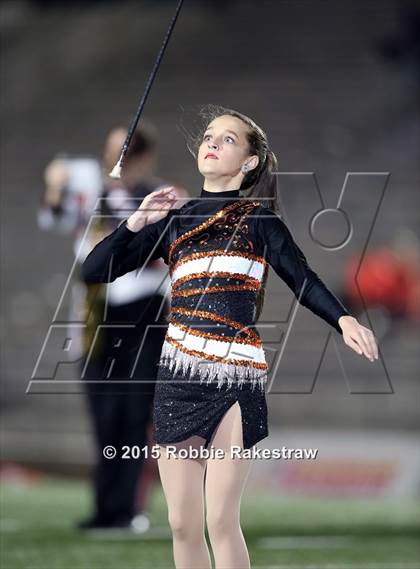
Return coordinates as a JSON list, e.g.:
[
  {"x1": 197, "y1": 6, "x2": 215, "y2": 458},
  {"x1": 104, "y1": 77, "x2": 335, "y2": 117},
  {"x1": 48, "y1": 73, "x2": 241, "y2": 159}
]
[{"x1": 109, "y1": 0, "x2": 185, "y2": 179}]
